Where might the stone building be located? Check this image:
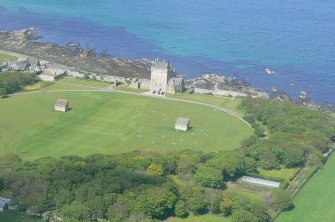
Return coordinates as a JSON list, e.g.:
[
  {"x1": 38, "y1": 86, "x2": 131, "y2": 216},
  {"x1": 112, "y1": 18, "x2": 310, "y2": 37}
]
[
  {"x1": 150, "y1": 59, "x2": 184, "y2": 94},
  {"x1": 0, "y1": 197, "x2": 11, "y2": 212},
  {"x1": 175, "y1": 117, "x2": 190, "y2": 131},
  {"x1": 55, "y1": 99, "x2": 69, "y2": 112}
]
